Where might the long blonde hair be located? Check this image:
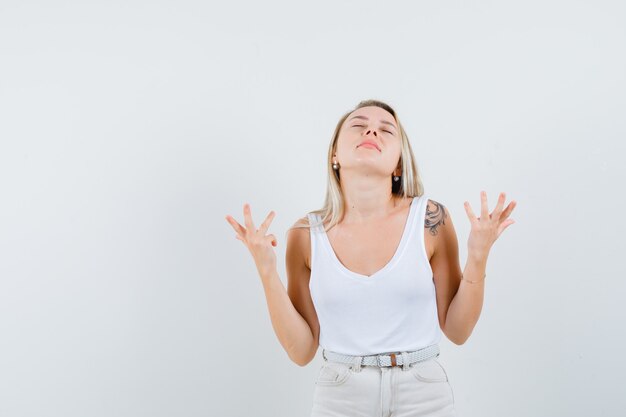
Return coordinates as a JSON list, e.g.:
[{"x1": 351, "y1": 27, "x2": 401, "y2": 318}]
[{"x1": 291, "y1": 99, "x2": 425, "y2": 233}]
